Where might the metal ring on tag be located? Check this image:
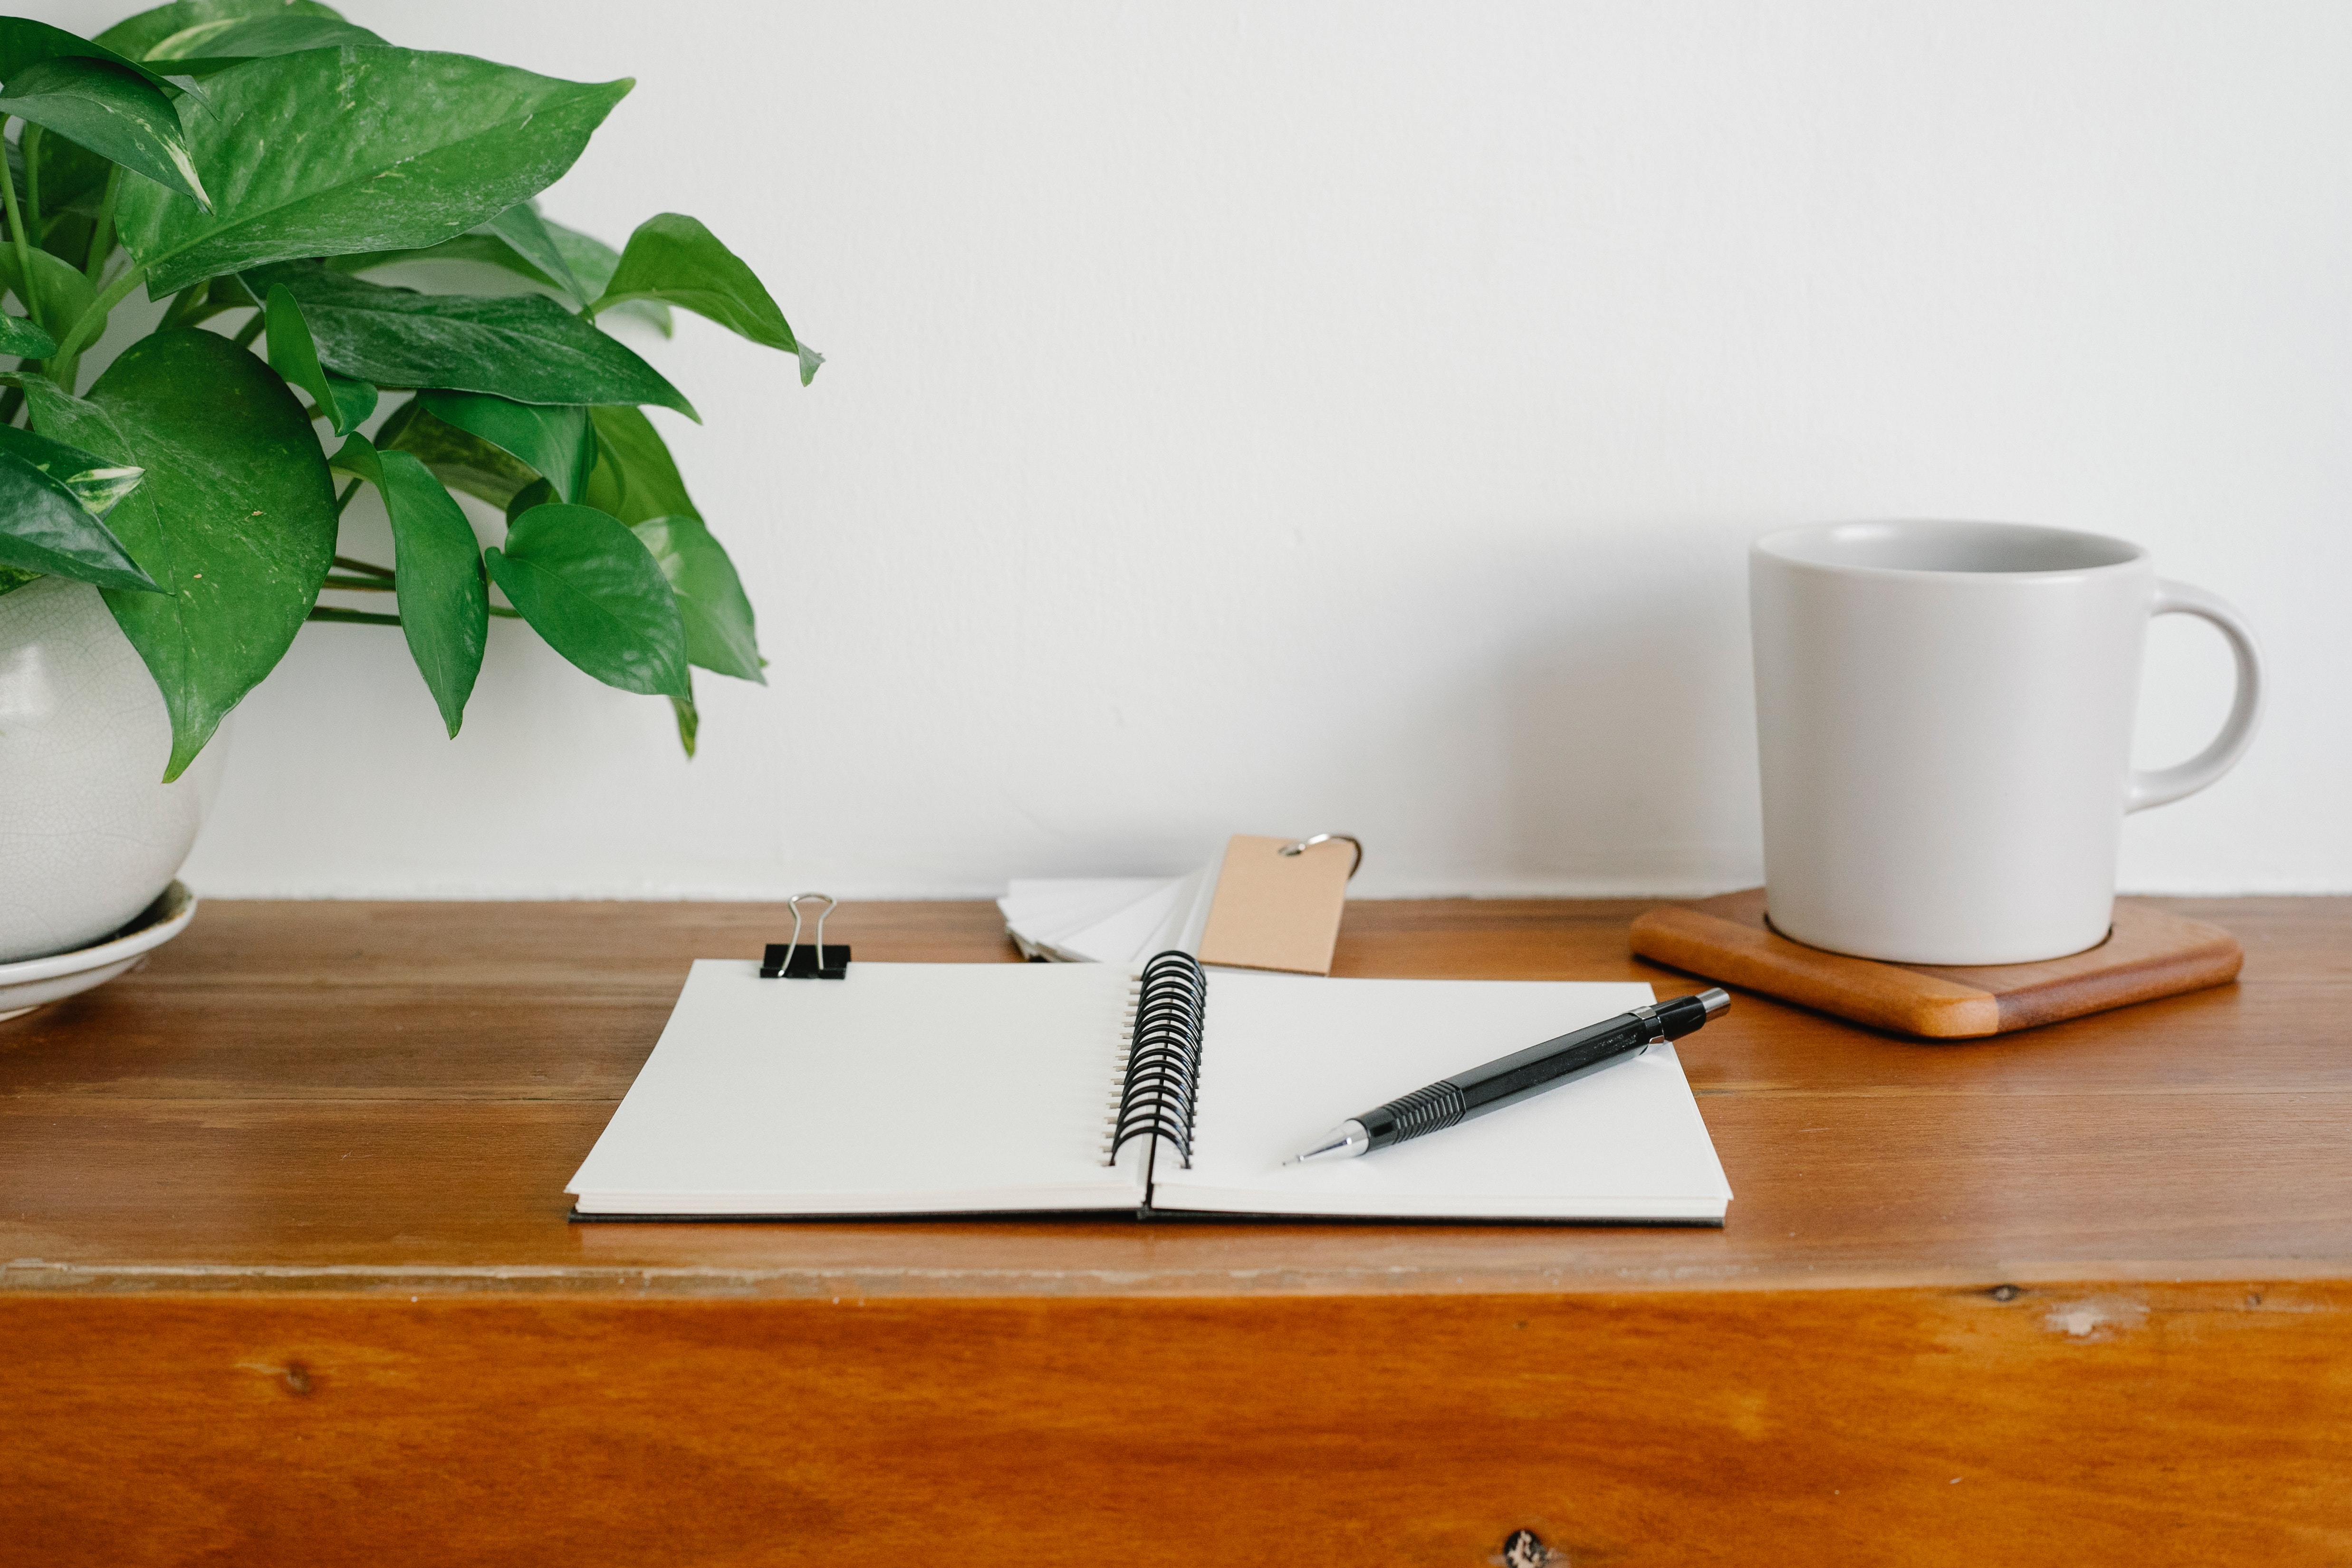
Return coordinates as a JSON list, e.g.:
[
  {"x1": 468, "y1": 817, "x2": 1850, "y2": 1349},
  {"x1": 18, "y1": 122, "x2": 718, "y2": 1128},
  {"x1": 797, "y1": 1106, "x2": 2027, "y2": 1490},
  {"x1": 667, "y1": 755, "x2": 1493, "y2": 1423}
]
[{"x1": 1277, "y1": 833, "x2": 1364, "y2": 880}]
